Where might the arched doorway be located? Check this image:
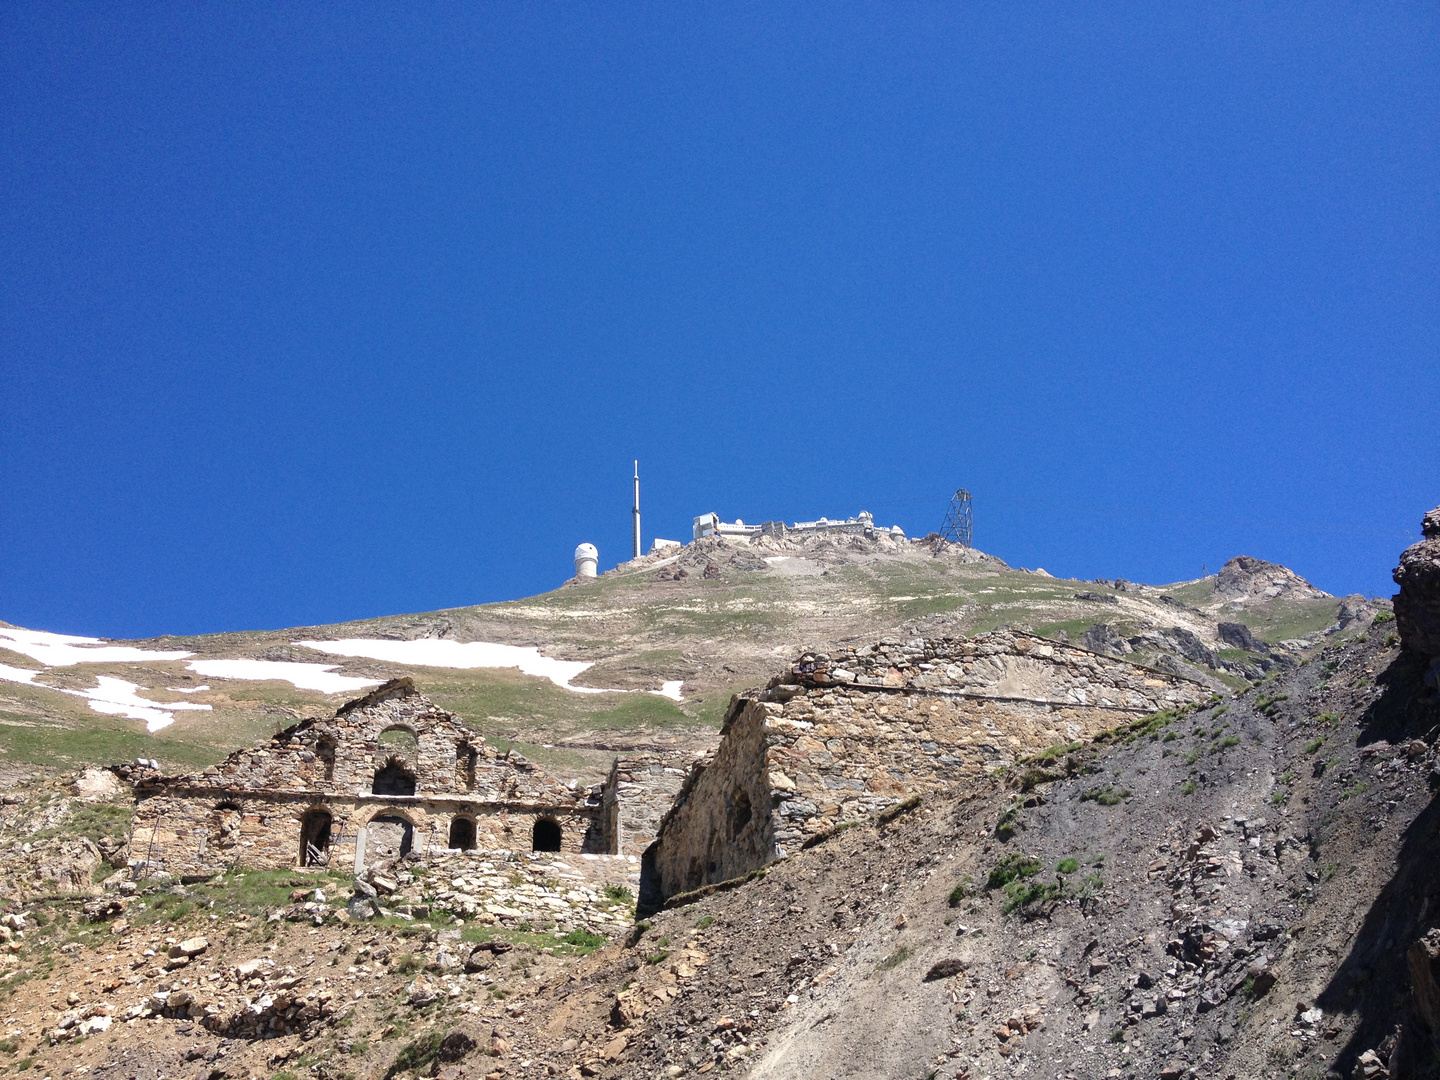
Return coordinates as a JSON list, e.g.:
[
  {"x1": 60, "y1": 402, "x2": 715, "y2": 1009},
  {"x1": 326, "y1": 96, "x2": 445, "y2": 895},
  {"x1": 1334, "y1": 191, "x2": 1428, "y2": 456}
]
[
  {"x1": 368, "y1": 814, "x2": 414, "y2": 860},
  {"x1": 448, "y1": 816, "x2": 476, "y2": 851},
  {"x1": 531, "y1": 818, "x2": 562, "y2": 852},
  {"x1": 300, "y1": 809, "x2": 332, "y2": 867}
]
